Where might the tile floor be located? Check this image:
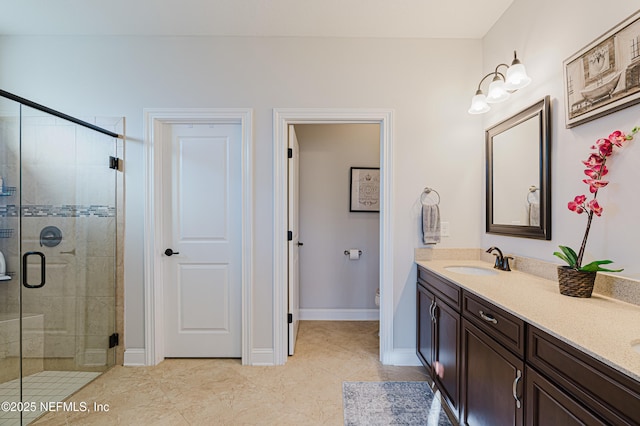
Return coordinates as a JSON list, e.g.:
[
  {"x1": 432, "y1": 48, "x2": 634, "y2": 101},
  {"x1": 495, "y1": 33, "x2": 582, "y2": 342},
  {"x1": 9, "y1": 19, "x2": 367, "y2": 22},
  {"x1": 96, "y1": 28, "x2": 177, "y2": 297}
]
[
  {"x1": 32, "y1": 321, "x2": 429, "y2": 425},
  {"x1": 0, "y1": 371, "x2": 101, "y2": 425}
]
